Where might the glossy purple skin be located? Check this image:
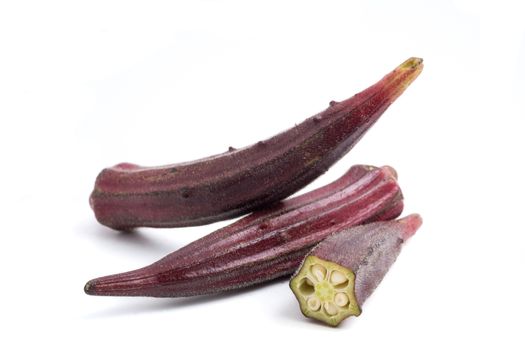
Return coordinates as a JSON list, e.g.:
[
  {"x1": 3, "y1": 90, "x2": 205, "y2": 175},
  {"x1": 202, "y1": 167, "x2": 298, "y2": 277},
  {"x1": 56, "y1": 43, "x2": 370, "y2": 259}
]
[
  {"x1": 89, "y1": 58, "x2": 423, "y2": 230},
  {"x1": 84, "y1": 165, "x2": 403, "y2": 297},
  {"x1": 308, "y1": 214, "x2": 422, "y2": 306}
]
